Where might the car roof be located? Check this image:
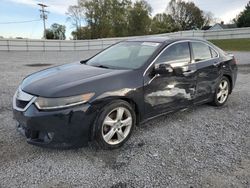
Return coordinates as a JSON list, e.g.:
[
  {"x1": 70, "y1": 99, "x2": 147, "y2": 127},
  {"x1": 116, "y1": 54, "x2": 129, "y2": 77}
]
[{"x1": 126, "y1": 36, "x2": 207, "y2": 44}]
